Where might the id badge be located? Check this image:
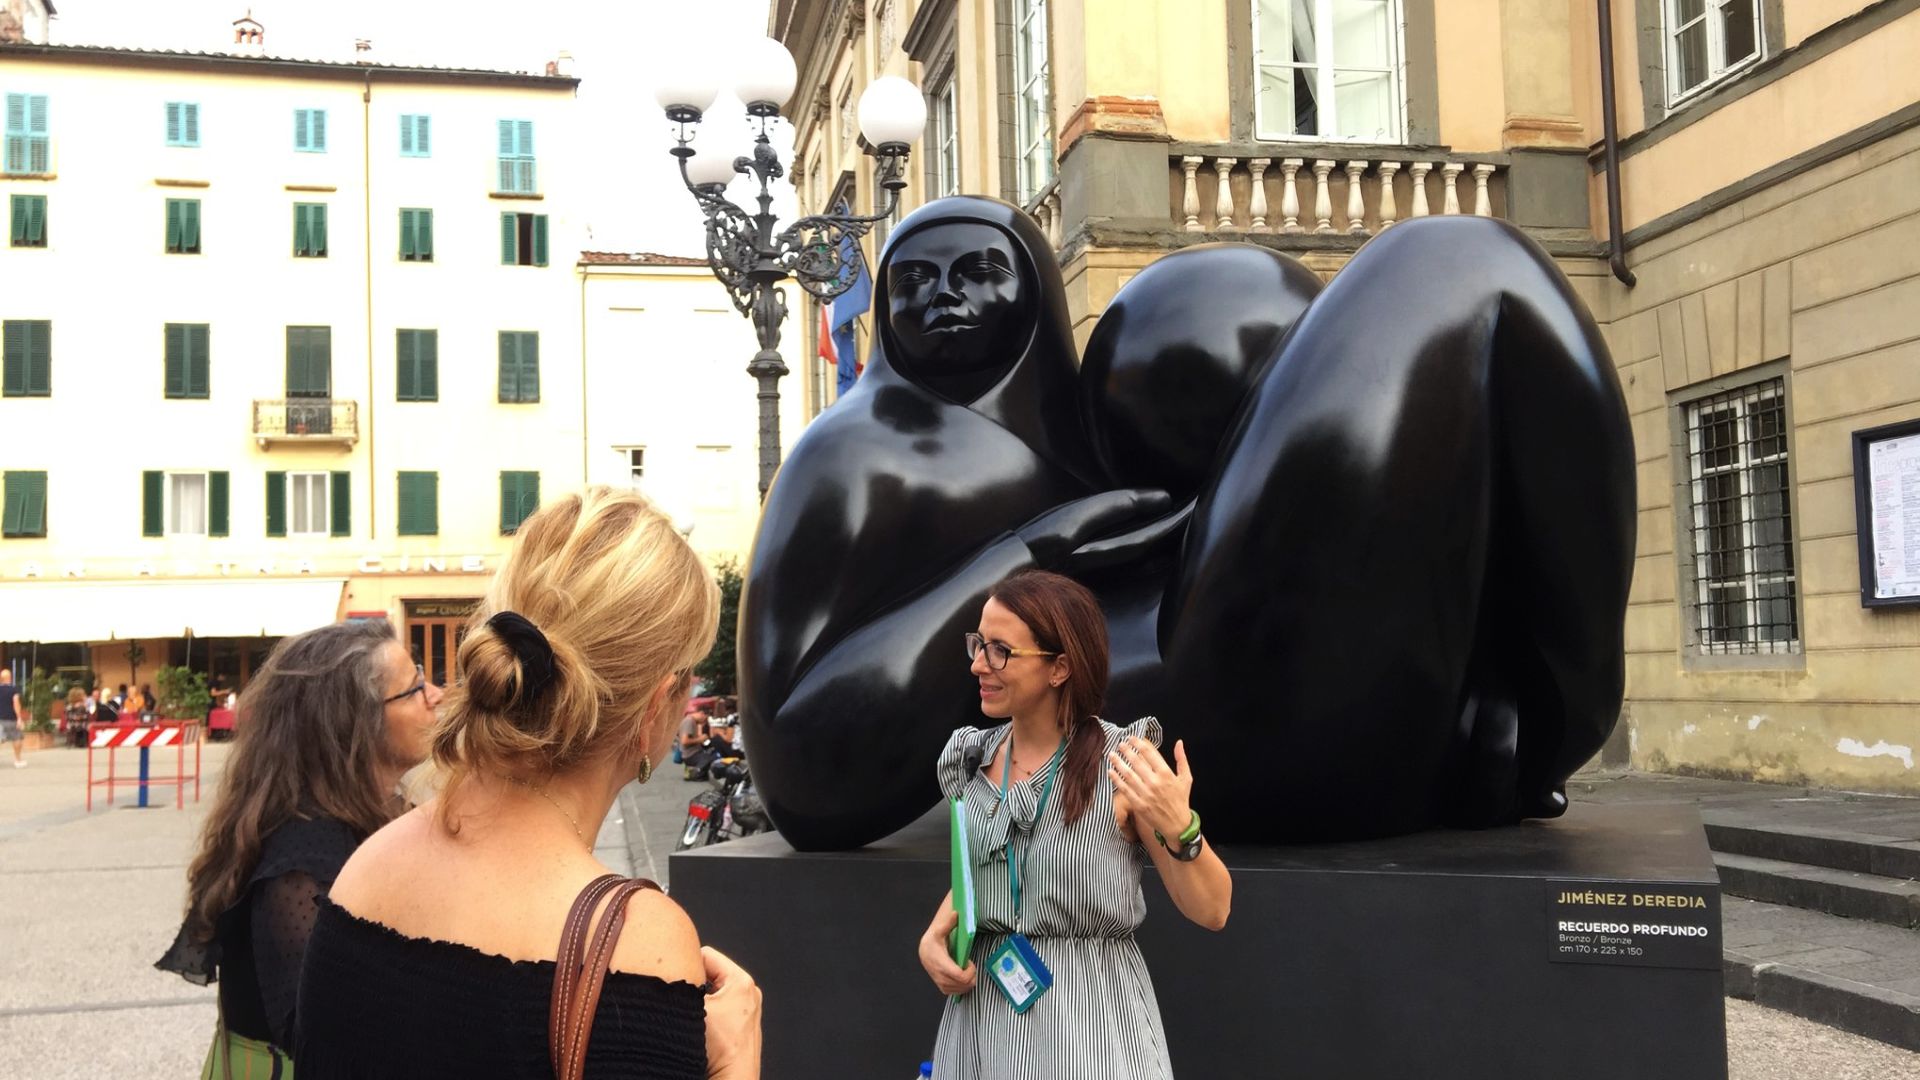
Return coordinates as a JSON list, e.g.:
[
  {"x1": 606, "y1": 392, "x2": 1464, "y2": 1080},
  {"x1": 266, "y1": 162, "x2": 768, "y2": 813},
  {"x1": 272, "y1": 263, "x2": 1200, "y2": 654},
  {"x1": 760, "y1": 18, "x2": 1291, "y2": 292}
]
[{"x1": 986, "y1": 933, "x2": 1053, "y2": 1014}]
